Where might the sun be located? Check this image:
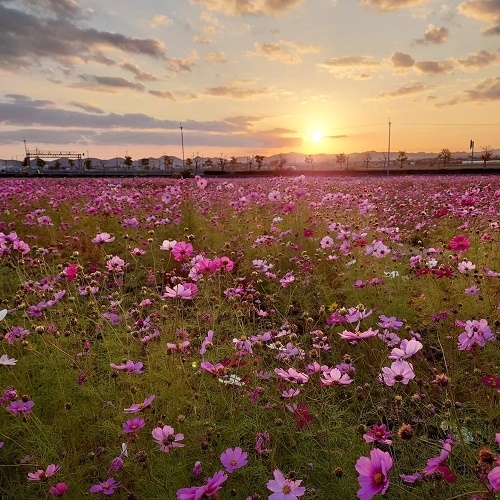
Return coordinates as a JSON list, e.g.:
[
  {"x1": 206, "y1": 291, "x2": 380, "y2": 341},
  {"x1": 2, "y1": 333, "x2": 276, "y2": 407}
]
[{"x1": 311, "y1": 130, "x2": 324, "y2": 143}]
